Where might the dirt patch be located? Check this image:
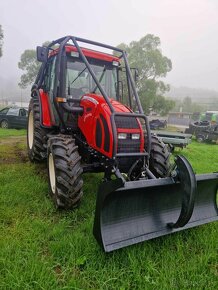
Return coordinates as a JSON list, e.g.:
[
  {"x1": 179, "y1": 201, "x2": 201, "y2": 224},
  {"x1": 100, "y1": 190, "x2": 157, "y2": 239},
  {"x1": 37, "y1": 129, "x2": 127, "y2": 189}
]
[
  {"x1": 0, "y1": 136, "x2": 26, "y2": 145},
  {"x1": 0, "y1": 136, "x2": 28, "y2": 164},
  {"x1": 14, "y1": 141, "x2": 28, "y2": 163}
]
